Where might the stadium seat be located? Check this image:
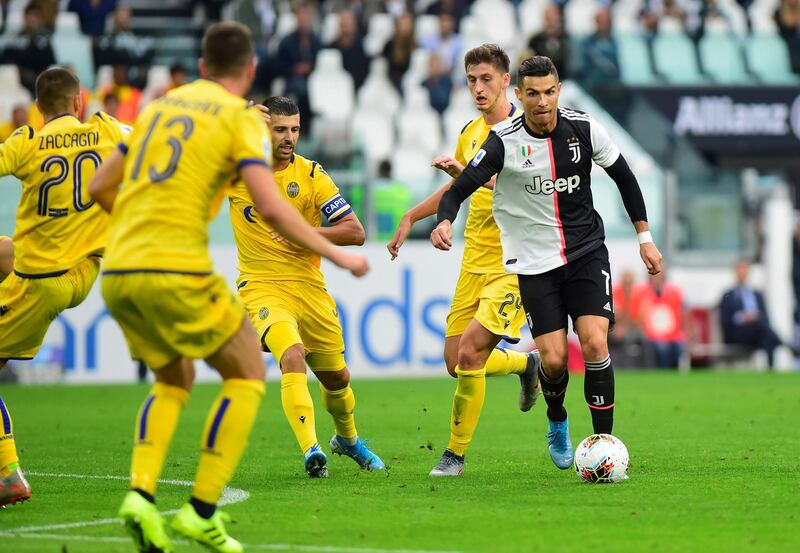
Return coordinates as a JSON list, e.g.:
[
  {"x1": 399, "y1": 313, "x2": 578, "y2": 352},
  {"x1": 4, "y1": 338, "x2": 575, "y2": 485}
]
[
  {"x1": 275, "y1": 12, "x2": 297, "y2": 40},
  {"x1": 749, "y1": 0, "x2": 779, "y2": 33},
  {"x1": 458, "y1": 15, "x2": 486, "y2": 51},
  {"x1": 615, "y1": 33, "x2": 658, "y2": 85},
  {"x1": 2, "y1": 9, "x2": 22, "y2": 35},
  {"x1": 469, "y1": 0, "x2": 518, "y2": 50},
  {"x1": 358, "y1": 57, "x2": 401, "y2": 114},
  {"x1": 364, "y1": 12, "x2": 394, "y2": 57},
  {"x1": 745, "y1": 34, "x2": 800, "y2": 84},
  {"x1": 352, "y1": 109, "x2": 396, "y2": 173},
  {"x1": 54, "y1": 12, "x2": 81, "y2": 35},
  {"x1": 95, "y1": 65, "x2": 113, "y2": 91},
  {"x1": 698, "y1": 34, "x2": 750, "y2": 84},
  {"x1": 519, "y1": 0, "x2": 548, "y2": 39},
  {"x1": 564, "y1": 0, "x2": 600, "y2": 36},
  {"x1": 308, "y1": 49, "x2": 355, "y2": 120},
  {"x1": 717, "y1": 0, "x2": 749, "y2": 37},
  {"x1": 0, "y1": 85, "x2": 31, "y2": 123},
  {"x1": 391, "y1": 146, "x2": 436, "y2": 182},
  {"x1": 52, "y1": 34, "x2": 95, "y2": 89},
  {"x1": 652, "y1": 33, "x2": 707, "y2": 84},
  {"x1": 401, "y1": 49, "x2": 430, "y2": 95},
  {"x1": 415, "y1": 14, "x2": 440, "y2": 45},
  {"x1": 611, "y1": 0, "x2": 643, "y2": 34},
  {"x1": 397, "y1": 86, "x2": 442, "y2": 155},
  {"x1": 0, "y1": 64, "x2": 22, "y2": 90},
  {"x1": 321, "y1": 11, "x2": 340, "y2": 45}
]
